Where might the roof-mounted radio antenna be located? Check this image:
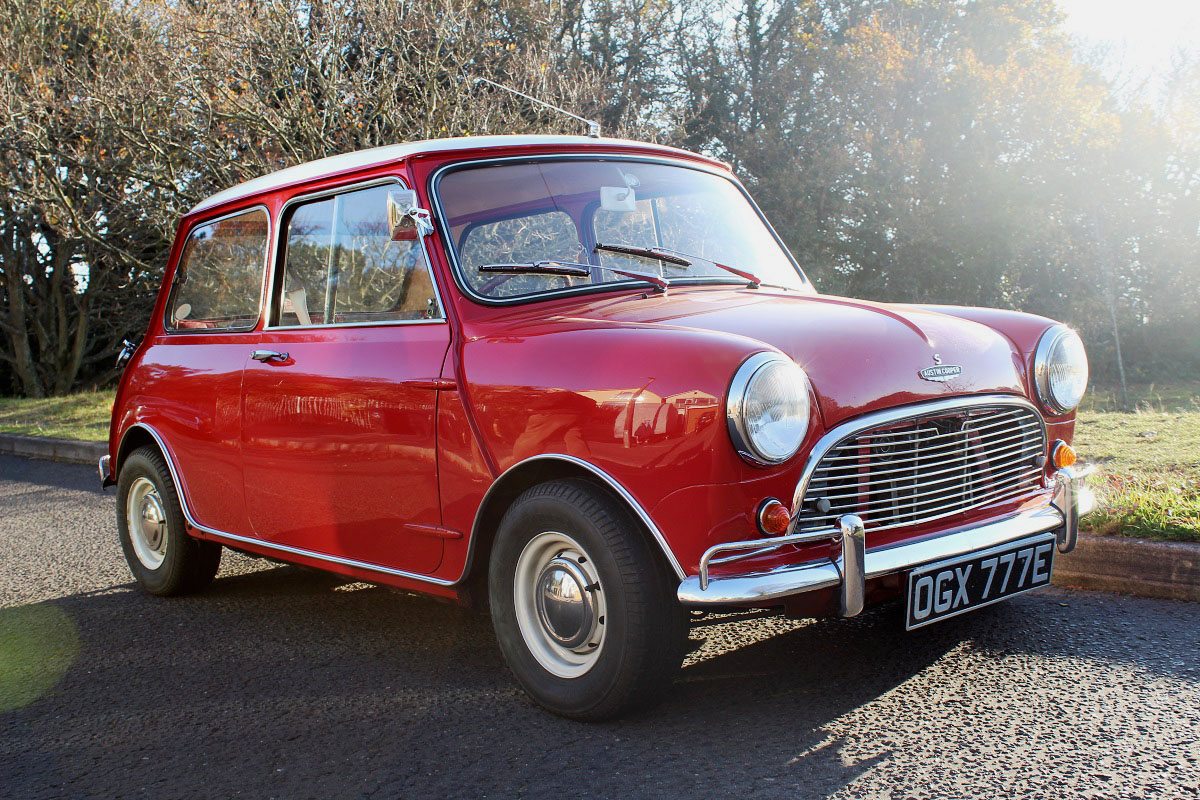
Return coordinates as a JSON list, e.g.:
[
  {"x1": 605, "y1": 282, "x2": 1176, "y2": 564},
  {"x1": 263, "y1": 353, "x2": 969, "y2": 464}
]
[{"x1": 473, "y1": 77, "x2": 601, "y2": 139}]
